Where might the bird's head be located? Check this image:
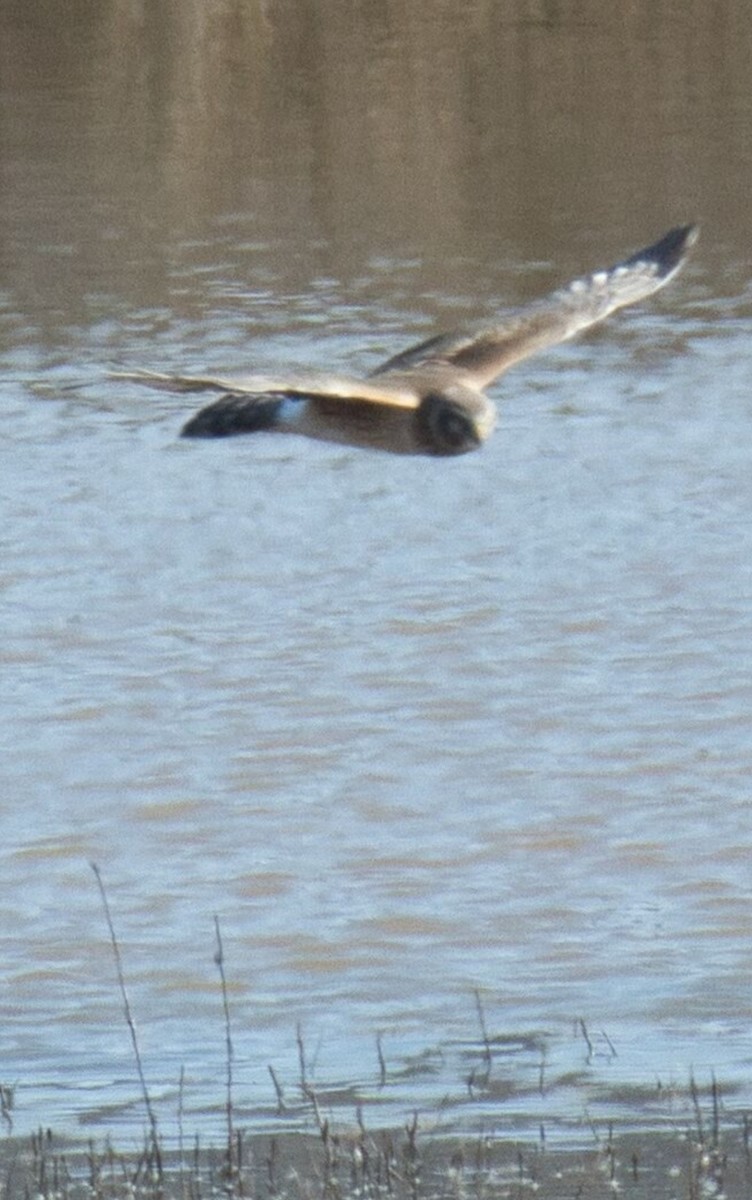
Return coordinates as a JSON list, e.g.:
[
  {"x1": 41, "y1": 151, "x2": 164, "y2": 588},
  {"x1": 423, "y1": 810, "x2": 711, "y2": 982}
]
[{"x1": 414, "y1": 387, "x2": 496, "y2": 455}]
